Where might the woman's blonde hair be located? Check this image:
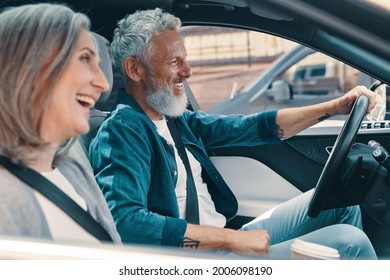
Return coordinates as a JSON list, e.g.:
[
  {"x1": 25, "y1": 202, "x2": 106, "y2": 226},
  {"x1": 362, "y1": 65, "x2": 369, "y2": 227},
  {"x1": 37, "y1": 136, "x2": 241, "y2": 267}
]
[{"x1": 0, "y1": 3, "x2": 90, "y2": 164}]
